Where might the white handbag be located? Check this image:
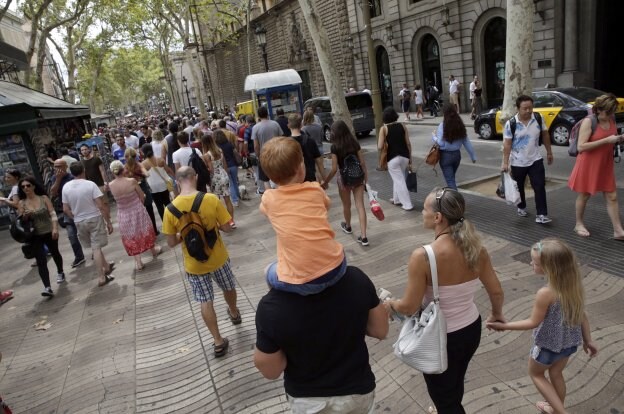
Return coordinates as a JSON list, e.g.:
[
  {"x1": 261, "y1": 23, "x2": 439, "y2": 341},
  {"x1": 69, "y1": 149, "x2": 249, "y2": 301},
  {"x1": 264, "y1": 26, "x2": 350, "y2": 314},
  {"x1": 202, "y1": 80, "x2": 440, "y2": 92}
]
[{"x1": 393, "y1": 244, "x2": 448, "y2": 374}]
